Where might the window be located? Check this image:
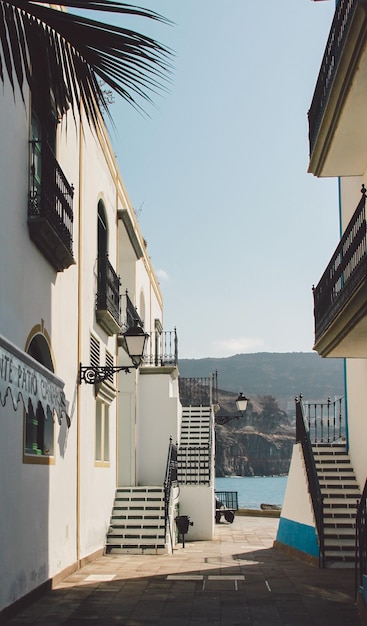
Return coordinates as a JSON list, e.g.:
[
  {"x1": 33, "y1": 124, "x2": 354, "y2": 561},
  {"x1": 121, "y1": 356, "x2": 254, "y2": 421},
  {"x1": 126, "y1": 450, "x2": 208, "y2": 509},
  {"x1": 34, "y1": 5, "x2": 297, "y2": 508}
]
[
  {"x1": 95, "y1": 399, "x2": 110, "y2": 467},
  {"x1": 28, "y1": 100, "x2": 75, "y2": 271},
  {"x1": 24, "y1": 334, "x2": 55, "y2": 461},
  {"x1": 95, "y1": 201, "x2": 121, "y2": 334}
]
